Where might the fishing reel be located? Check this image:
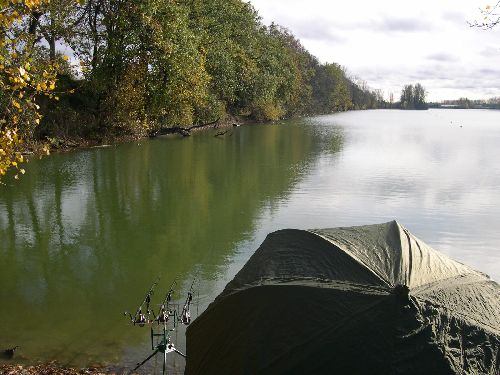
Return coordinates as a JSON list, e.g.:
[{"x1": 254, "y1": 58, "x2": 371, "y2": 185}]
[
  {"x1": 124, "y1": 280, "x2": 158, "y2": 327},
  {"x1": 180, "y1": 292, "x2": 193, "y2": 325},
  {"x1": 123, "y1": 308, "x2": 154, "y2": 327},
  {"x1": 124, "y1": 274, "x2": 198, "y2": 374}
]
